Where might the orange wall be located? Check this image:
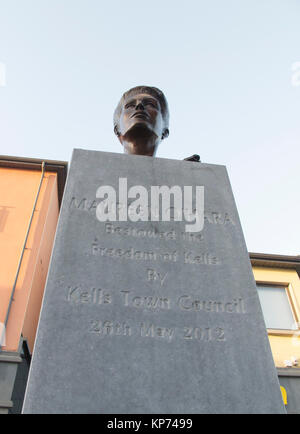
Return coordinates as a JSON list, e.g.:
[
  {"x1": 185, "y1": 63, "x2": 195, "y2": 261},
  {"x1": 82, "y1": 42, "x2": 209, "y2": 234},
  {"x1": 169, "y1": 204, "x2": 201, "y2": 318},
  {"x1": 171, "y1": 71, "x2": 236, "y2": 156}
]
[{"x1": 0, "y1": 167, "x2": 59, "y2": 352}]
